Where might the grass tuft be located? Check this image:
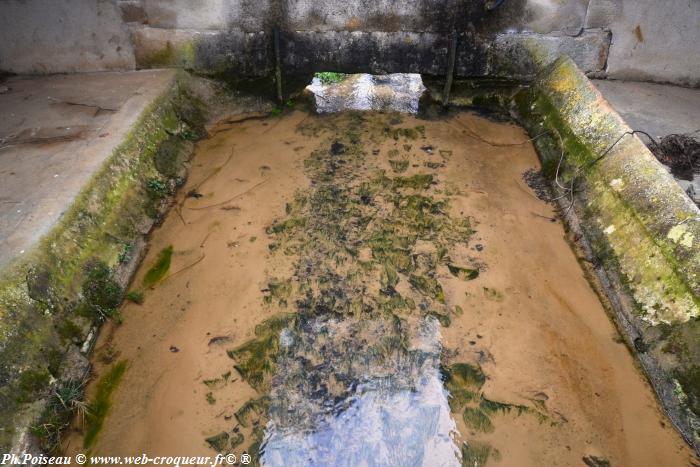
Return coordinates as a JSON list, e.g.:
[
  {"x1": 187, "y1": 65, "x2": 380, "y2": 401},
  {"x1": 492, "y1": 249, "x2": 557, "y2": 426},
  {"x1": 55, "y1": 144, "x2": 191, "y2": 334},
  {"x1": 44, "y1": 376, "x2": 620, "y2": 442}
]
[
  {"x1": 315, "y1": 72, "x2": 347, "y2": 85},
  {"x1": 447, "y1": 264, "x2": 479, "y2": 281},
  {"x1": 125, "y1": 290, "x2": 145, "y2": 304}
]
